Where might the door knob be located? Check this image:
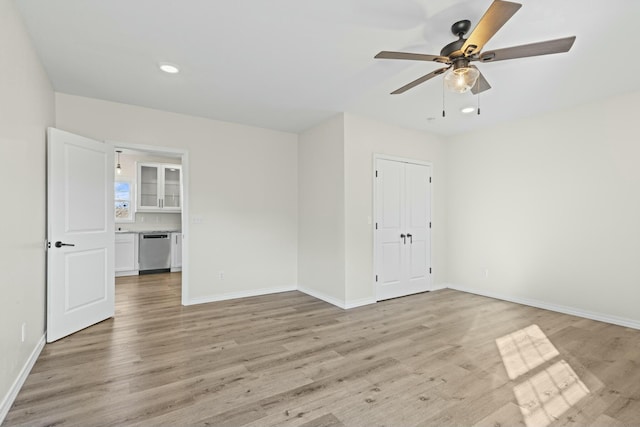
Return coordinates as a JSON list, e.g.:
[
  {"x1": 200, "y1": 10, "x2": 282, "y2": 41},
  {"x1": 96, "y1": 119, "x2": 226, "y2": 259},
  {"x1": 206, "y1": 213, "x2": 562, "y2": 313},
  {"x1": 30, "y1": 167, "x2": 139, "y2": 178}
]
[
  {"x1": 400, "y1": 234, "x2": 406, "y2": 244},
  {"x1": 407, "y1": 233, "x2": 413, "y2": 243},
  {"x1": 55, "y1": 241, "x2": 75, "y2": 248}
]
